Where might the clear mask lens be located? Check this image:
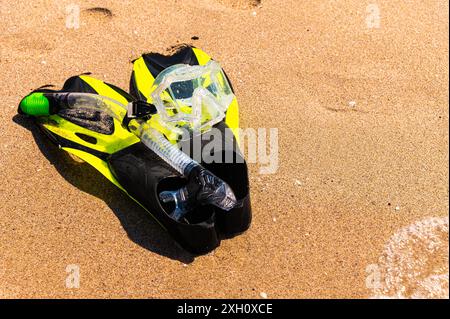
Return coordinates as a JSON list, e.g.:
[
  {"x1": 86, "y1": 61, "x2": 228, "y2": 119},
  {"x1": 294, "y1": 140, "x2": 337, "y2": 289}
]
[{"x1": 151, "y1": 61, "x2": 234, "y2": 133}]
